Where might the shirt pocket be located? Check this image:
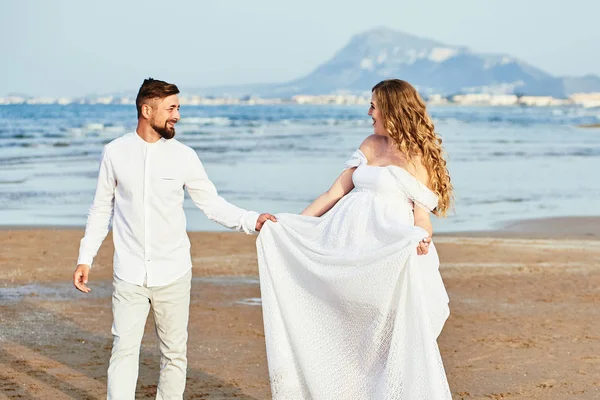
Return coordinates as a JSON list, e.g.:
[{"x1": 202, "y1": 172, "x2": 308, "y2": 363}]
[{"x1": 153, "y1": 177, "x2": 184, "y2": 201}]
